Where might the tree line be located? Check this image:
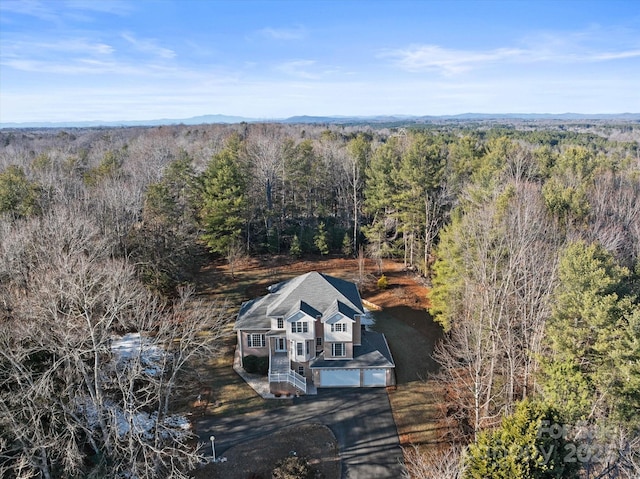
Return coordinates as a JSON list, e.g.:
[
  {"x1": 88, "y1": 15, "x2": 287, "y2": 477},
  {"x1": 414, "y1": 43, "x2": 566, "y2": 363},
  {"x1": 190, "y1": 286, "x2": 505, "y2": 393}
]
[{"x1": 1, "y1": 120, "x2": 639, "y2": 477}]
